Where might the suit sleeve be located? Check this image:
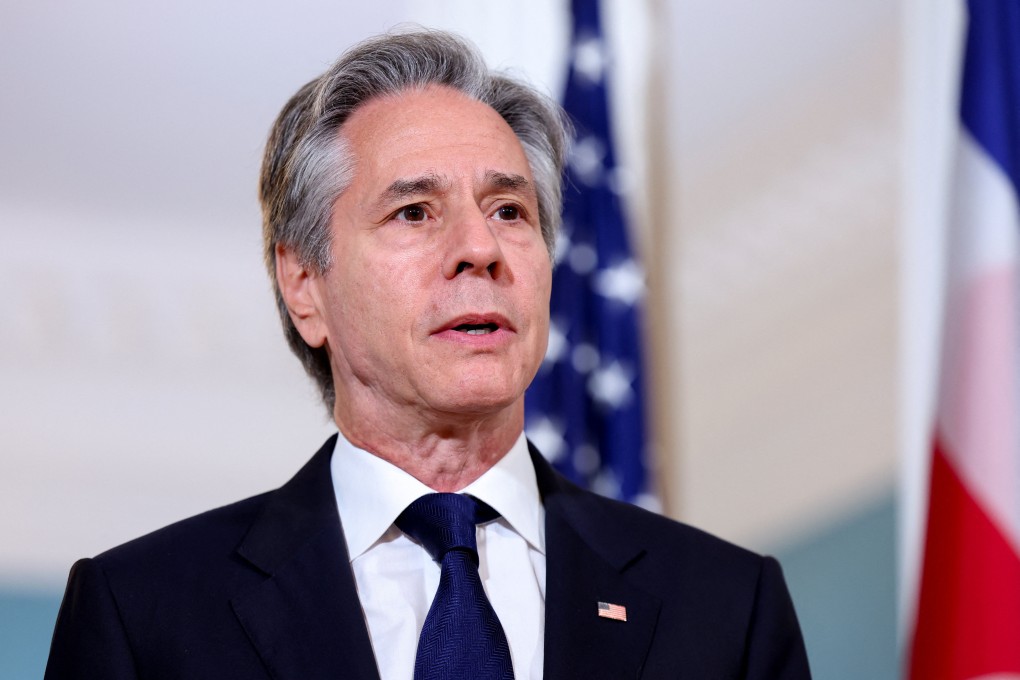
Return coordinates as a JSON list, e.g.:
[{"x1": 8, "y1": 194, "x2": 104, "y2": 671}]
[
  {"x1": 45, "y1": 558, "x2": 141, "y2": 680},
  {"x1": 743, "y1": 556, "x2": 812, "y2": 680}
]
